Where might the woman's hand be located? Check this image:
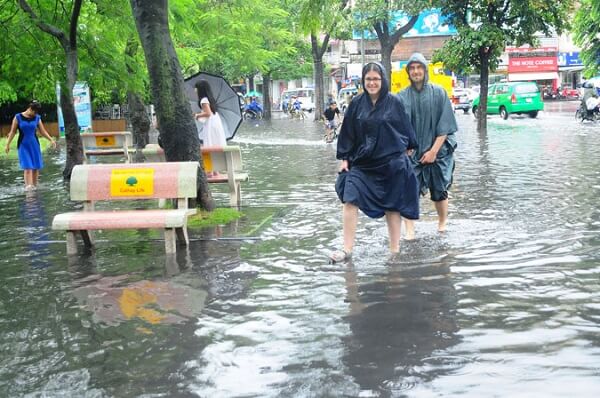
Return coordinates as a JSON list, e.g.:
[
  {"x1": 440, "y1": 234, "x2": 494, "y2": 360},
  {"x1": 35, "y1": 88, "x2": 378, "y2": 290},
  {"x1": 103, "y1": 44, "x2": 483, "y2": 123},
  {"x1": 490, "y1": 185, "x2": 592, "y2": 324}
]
[
  {"x1": 50, "y1": 139, "x2": 57, "y2": 149},
  {"x1": 4, "y1": 144, "x2": 10, "y2": 154},
  {"x1": 339, "y1": 159, "x2": 349, "y2": 172}
]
